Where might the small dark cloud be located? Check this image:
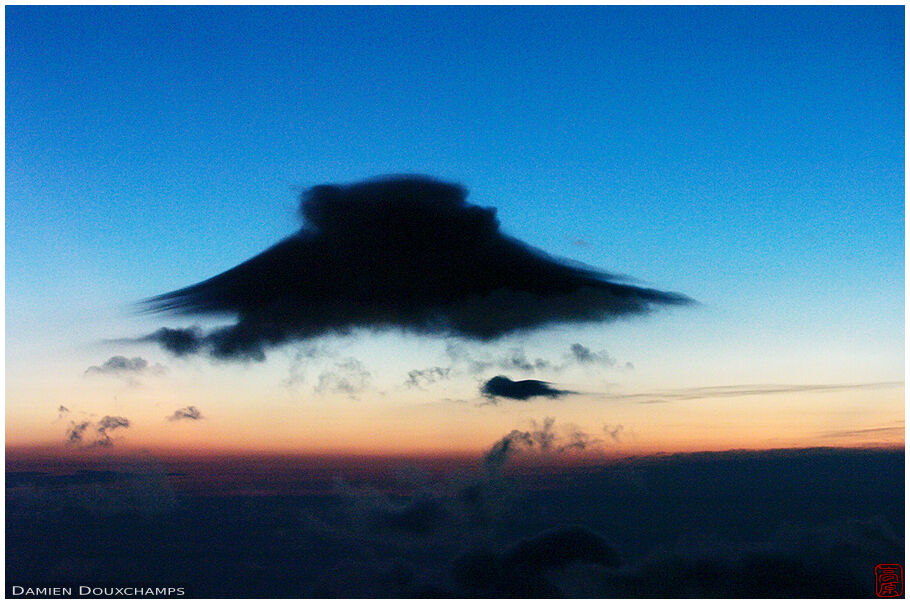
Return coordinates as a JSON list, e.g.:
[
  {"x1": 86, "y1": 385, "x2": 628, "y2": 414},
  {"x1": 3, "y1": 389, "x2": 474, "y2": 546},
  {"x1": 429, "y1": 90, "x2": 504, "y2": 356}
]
[
  {"x1": 84, "y1": 355, "x2": 166, "y2": 379},
  {"x1": 58, "y1": 405, "x2": 69, "y2": 414},
  {"x1": 498, "y1": 348, "x2": 550, "y2": 372},
  {"x1": 568, "y1": 343, "x2": 615, "y2": 366},
  {"x1": 85, "y1": 356, "x2": 147, "y2": 374},
  {"x1": 168, "y1": 406, "x2": 203, "y2": 421},
  {"x1": 405, "y1": 366, "x2": 451, "y2": 388},
  {"x1": 138, "y1": 176, "x2": 691, "y2": 360},
  {"x1": 65, "y1": 421, "x2": 91, "y2": 446},
  {"x1": 98, "y1": 416, "x2": 129, "y2": 431},
  {"x1": 65, "y1": 415, "x2": 130, "y2": 448},
  {"x1": 315, "y1": 358, "x2": 371, "y2": 396},
  {"x1": 480, "y1": 376, "x2": 573, "y2": 401}
]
